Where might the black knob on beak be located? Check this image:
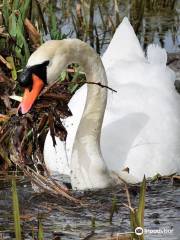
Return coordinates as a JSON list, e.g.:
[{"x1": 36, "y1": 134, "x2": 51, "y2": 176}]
[{"x1": 19, "y1": 67, "x2": 33, "y2": 91}]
